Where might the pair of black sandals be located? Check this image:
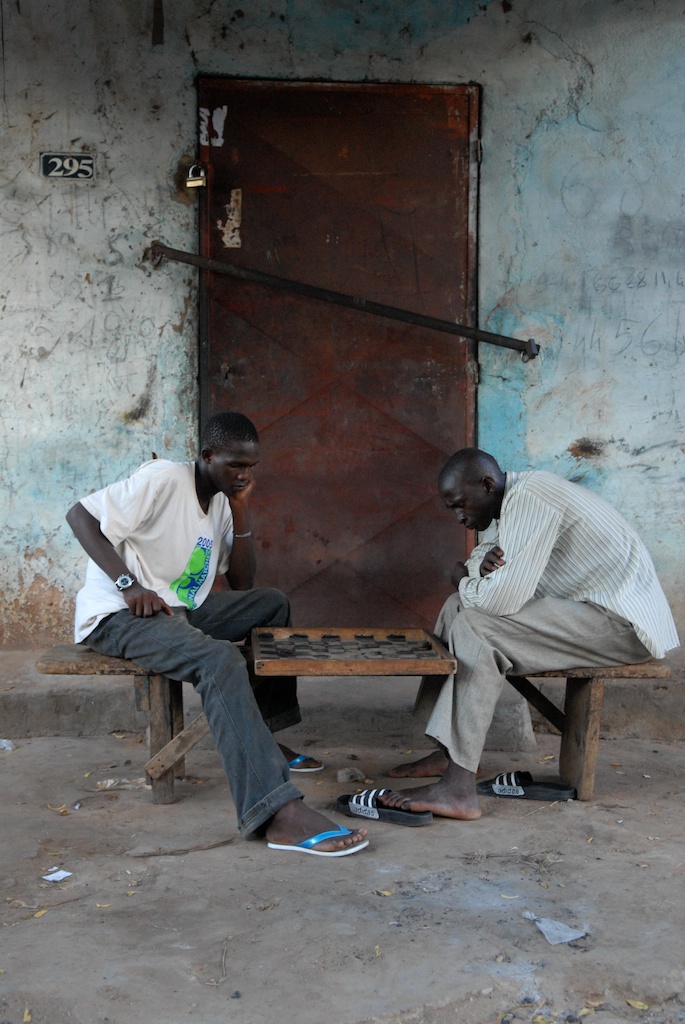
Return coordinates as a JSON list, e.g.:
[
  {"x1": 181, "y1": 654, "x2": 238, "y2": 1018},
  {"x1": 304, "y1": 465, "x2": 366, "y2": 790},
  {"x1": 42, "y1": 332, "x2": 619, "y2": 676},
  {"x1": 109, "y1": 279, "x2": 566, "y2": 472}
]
[{"x1": 336, "y1": 772, "x2": 576, "y2": 827}]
